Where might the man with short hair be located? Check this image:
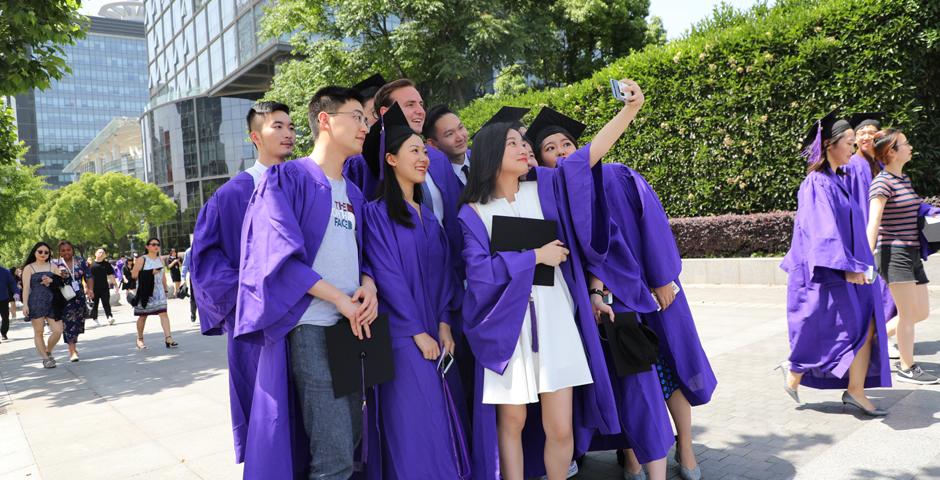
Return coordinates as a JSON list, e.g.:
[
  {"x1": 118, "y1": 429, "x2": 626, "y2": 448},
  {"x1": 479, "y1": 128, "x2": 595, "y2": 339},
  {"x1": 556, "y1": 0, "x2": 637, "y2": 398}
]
[
  {"x1": 424, "y1": 104, "x2": 471, "y2": 187},
  {"x1": 190, "y1": 101, "x2": 295, "y2": 469},
  {"x1": 236, "y1": 87, "x2": 378, "y2": 480}
]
